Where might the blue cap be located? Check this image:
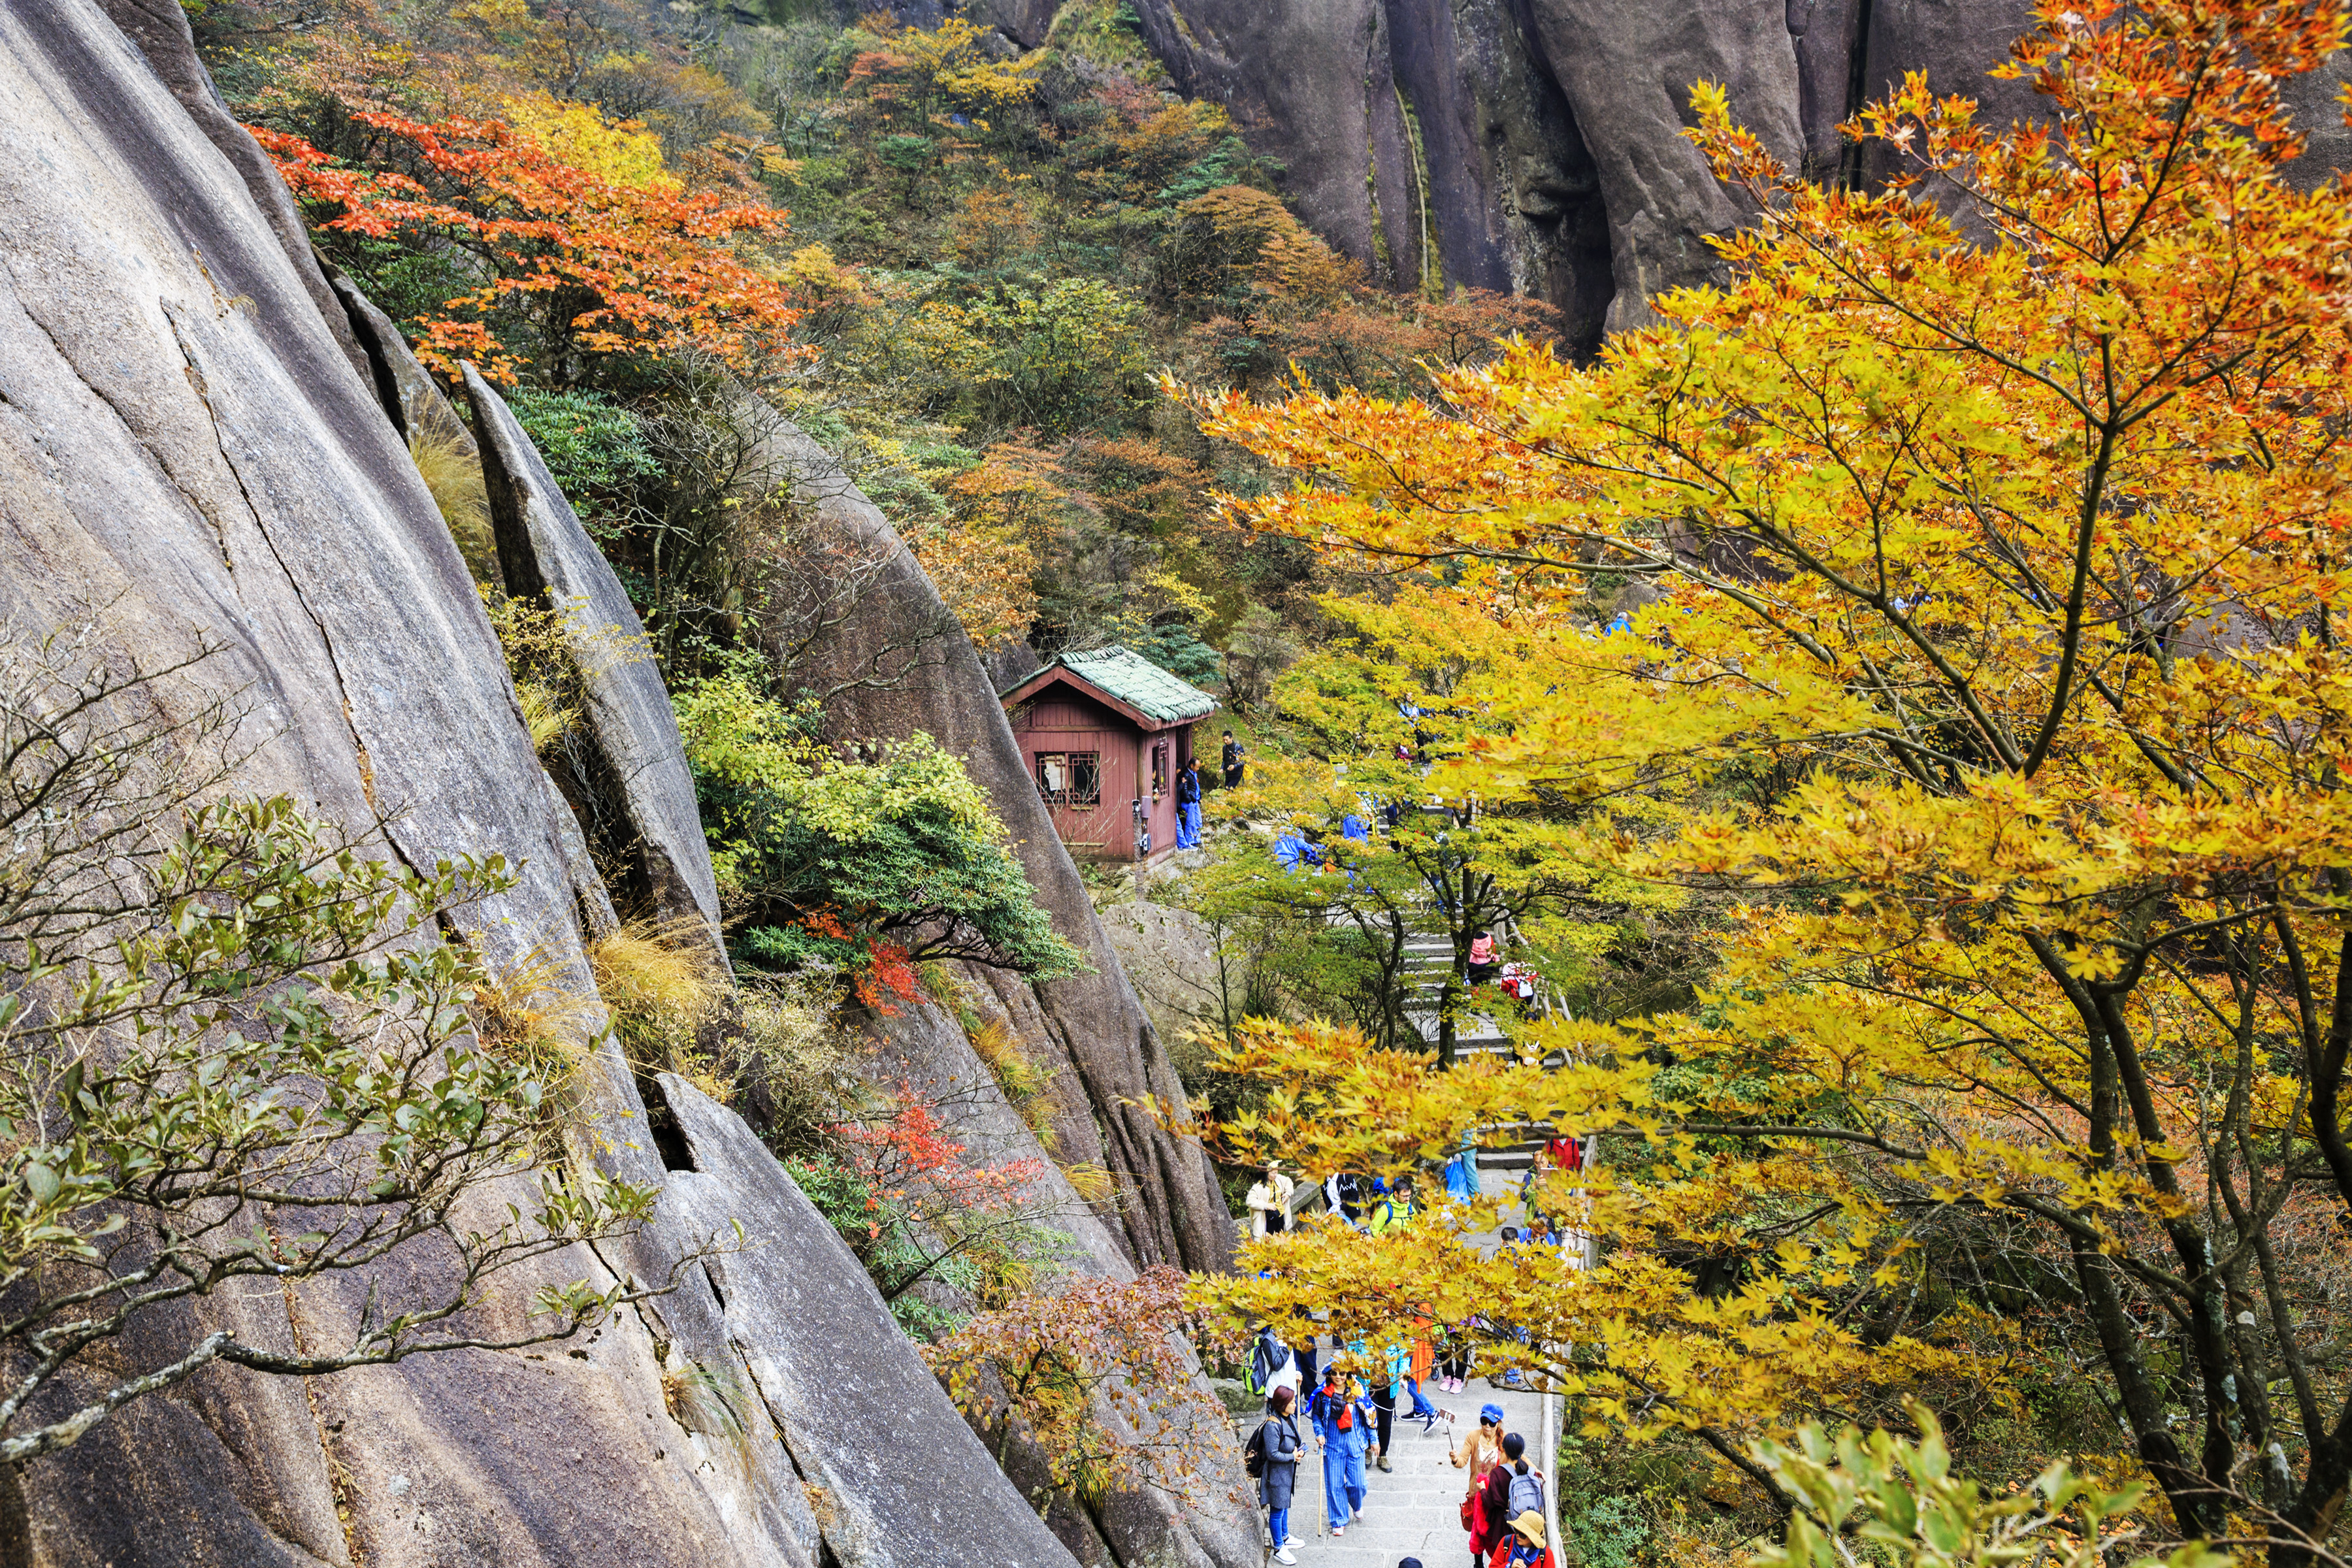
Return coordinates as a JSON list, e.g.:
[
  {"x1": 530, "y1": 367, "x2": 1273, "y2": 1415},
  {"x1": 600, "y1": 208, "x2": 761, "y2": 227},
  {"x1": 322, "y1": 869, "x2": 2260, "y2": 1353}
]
[{"x1": 1480, "y1": 1402, "x2": 1504, "y2": 1424}]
